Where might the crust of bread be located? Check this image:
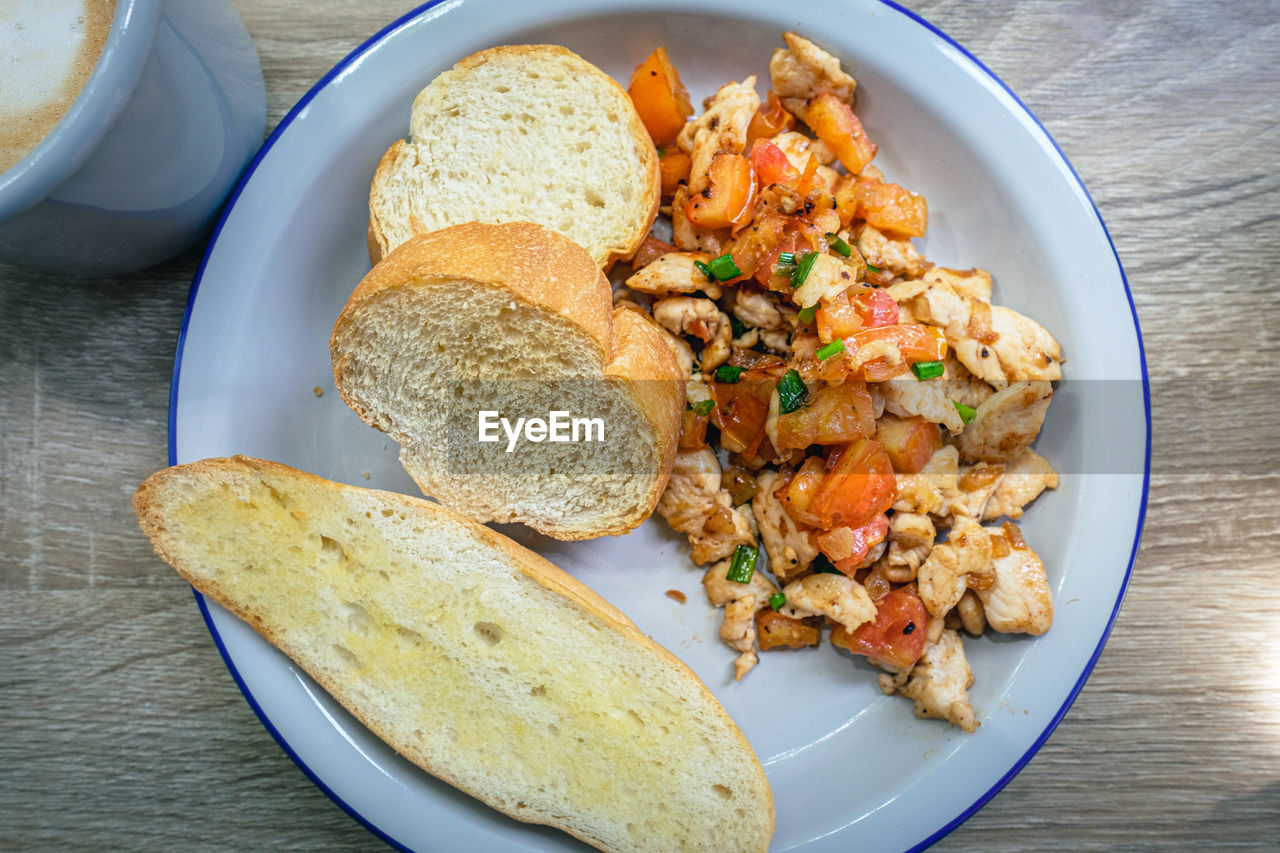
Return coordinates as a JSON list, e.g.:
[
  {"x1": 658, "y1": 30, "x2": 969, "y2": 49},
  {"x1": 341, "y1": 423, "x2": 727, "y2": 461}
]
[
  {"x1": 367, "y1": 45, "x2": 660, "y2": 270},
  {"x1": 331, "y1": 221, "x2": 683, "y2": 539},
  {"x1": 133, "y1": 456, "x2": 774, "y2": 852},
  {"x1": 341, "y1": 220, "x2": 615, "y2": 361}
]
